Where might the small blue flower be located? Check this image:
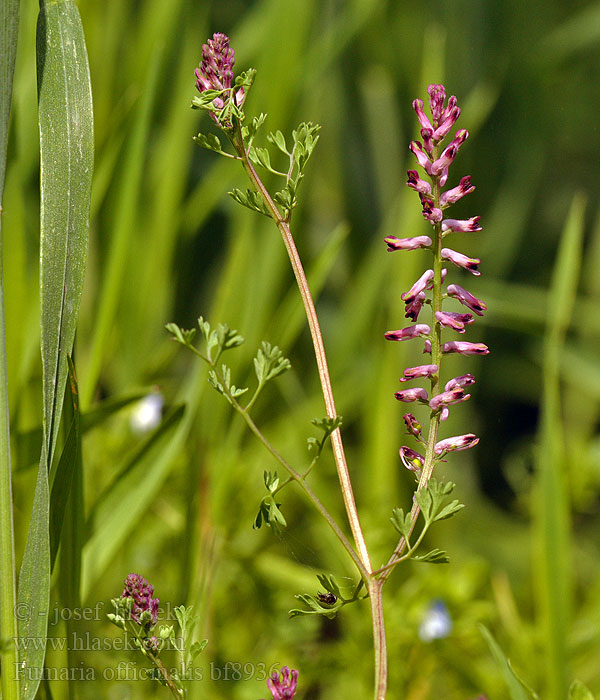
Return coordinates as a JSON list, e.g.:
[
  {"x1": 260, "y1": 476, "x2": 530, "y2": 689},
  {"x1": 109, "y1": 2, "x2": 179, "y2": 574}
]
[{"x1": 418, "y1": 600, "x2": 452, "y2": 642}]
